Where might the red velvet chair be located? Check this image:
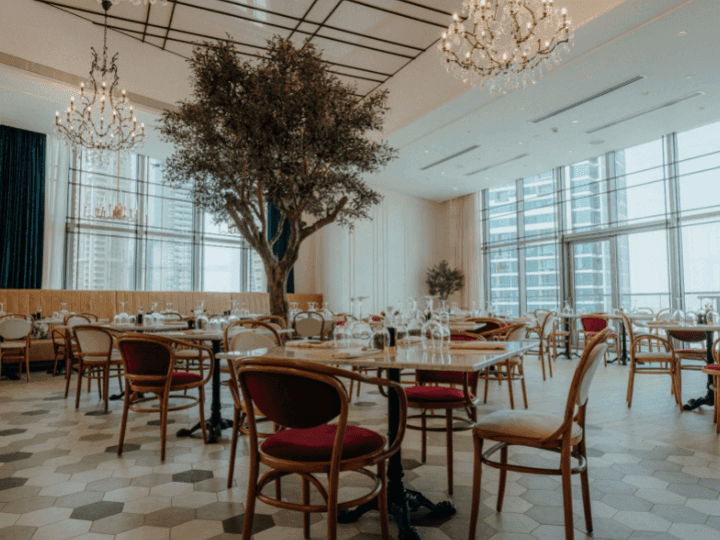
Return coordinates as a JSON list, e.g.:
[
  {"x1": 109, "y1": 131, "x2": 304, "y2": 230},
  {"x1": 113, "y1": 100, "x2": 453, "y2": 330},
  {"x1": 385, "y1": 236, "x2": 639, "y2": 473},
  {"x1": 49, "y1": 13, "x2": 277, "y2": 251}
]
[
  {"x1": 116, "y1": 334, "x2": 213, "y2": 461},
  {"x1": 231, "y1": 357, "x2": 406, "y2": 540},
  {"x1": 577, "y1": 314, "x2": 620, "y2": 365},
  {"x1": 404, "y1": 331, "x2": 481, "y2": 495}
]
